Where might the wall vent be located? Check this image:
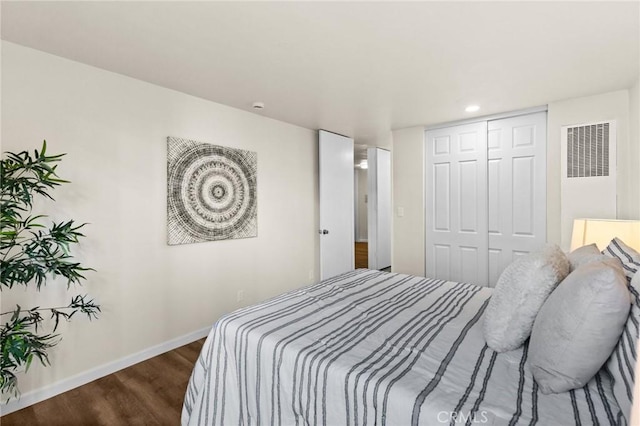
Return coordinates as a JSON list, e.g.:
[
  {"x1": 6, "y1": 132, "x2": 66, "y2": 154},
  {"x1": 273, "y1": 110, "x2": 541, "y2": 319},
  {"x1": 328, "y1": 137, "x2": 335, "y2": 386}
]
[
  {"x1": 566, "y1": 122, "x2": 610, "y2": 178},
  {"x1": 560, "y1": 120, "x2": 616, "y2": 251}
]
